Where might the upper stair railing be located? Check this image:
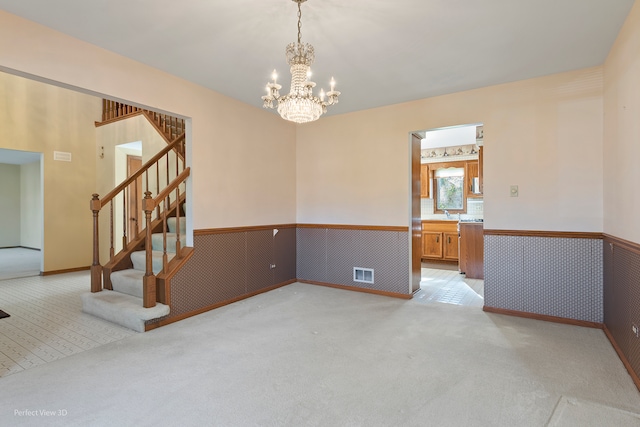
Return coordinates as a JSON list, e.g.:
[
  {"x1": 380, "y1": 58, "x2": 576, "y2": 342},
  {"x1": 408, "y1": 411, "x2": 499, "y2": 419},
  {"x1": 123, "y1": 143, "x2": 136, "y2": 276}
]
[
  {"x1": 99, "y1": 99, "x2": 186, "y2": 146},
  {"x1": 90, "y1": 134, "x2": 189, "y2": 307}
]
